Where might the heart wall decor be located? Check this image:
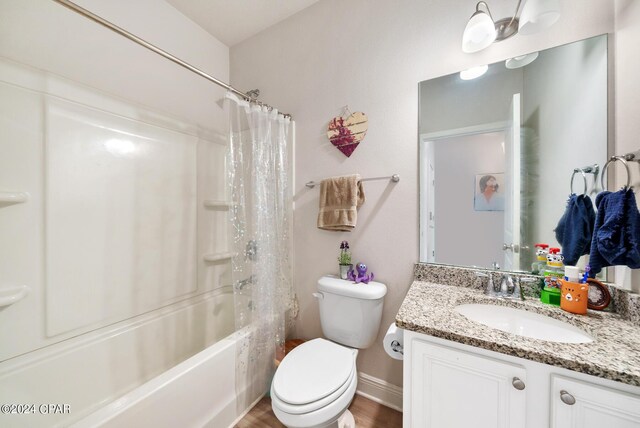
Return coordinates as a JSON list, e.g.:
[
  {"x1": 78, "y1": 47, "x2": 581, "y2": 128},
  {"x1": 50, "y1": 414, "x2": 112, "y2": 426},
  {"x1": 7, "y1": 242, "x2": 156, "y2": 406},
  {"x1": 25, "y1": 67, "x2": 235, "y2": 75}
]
[{"x1": 326, "y1": 111, "x2": 368, "y2": 157}]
